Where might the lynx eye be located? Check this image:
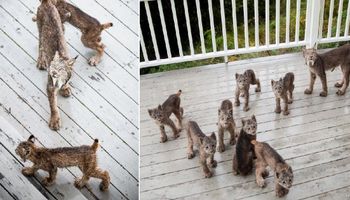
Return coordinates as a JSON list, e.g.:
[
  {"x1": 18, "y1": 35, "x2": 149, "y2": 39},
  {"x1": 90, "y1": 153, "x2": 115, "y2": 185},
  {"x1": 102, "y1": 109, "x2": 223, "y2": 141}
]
[
  {"x1": 212, "y1": 145, "x2": 215, "y2": 148},
  {"x1": 206, "y1": 146, "x2": 209, "y2": 149}
]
